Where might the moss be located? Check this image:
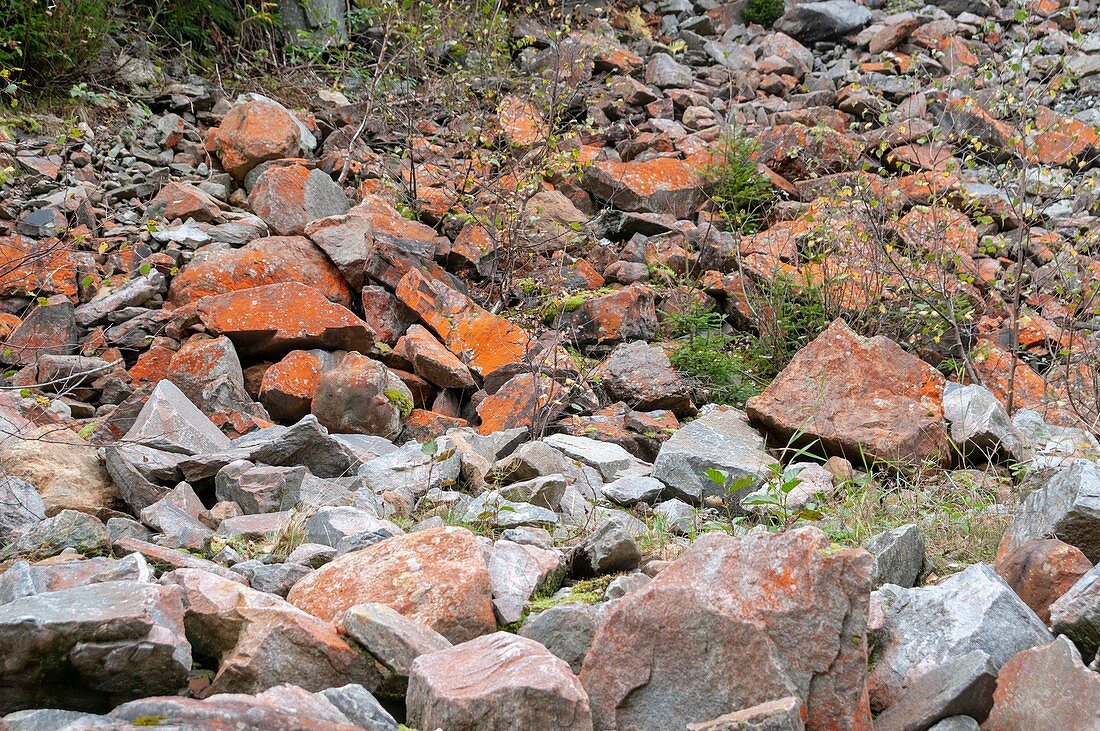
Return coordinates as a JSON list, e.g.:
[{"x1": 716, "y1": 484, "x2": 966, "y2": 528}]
[
  {"x1": 383, "y1": 388, "x2": 414, "y2": 420},
  {"x1": 524, "y1": 574, "x2": 616, "y2": 616},
  {"x1": 132, "y1": 717, "x2": 169, "y2": 727}
]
